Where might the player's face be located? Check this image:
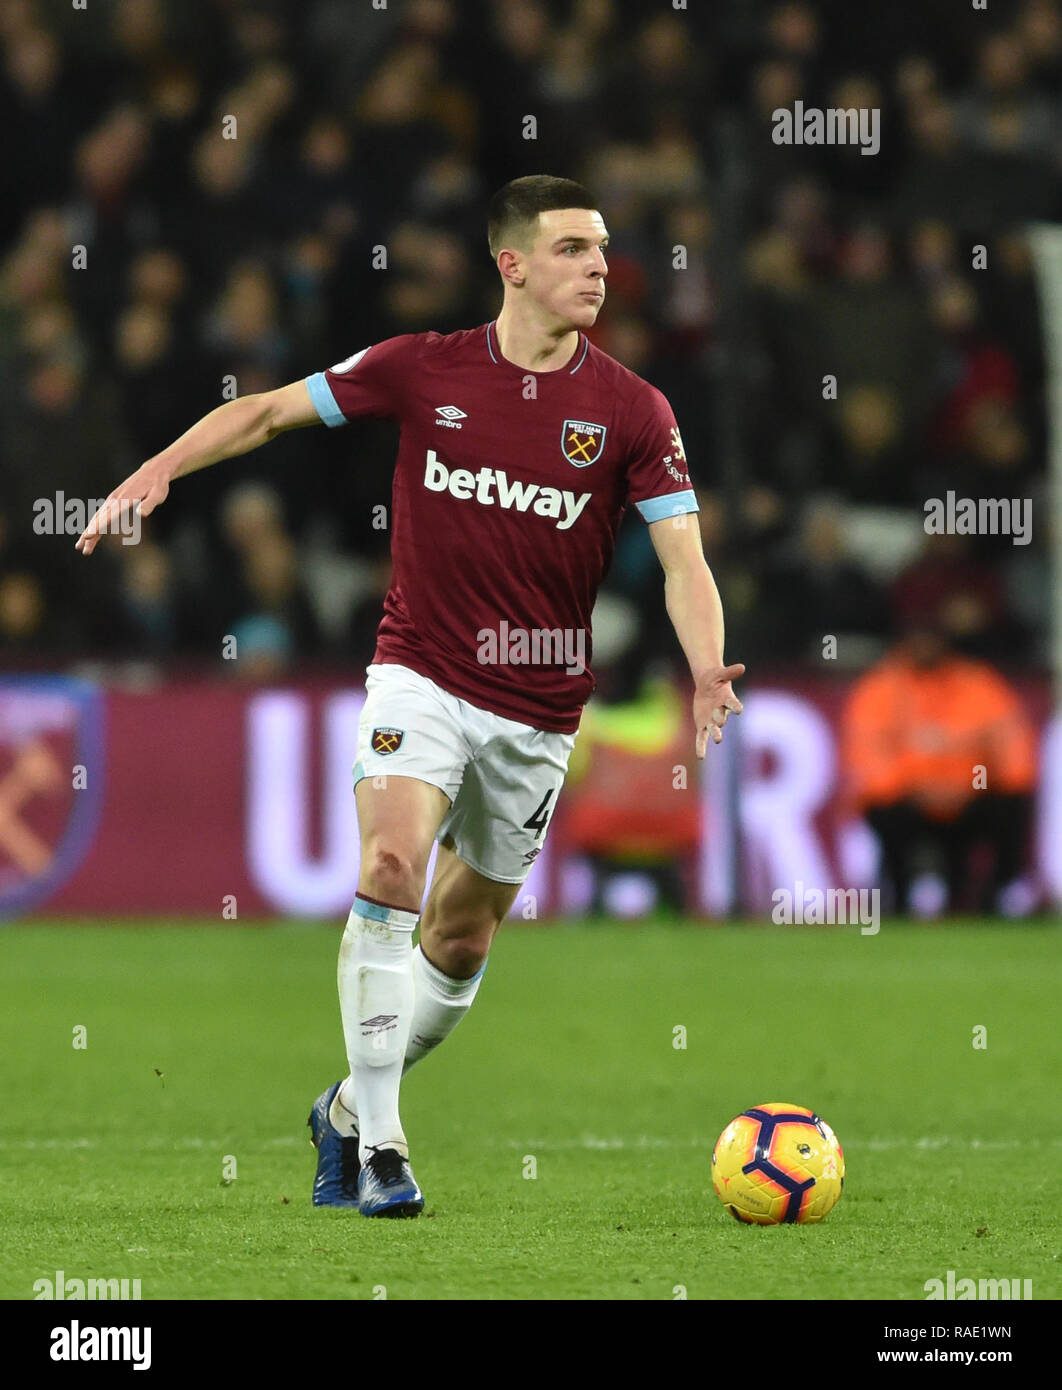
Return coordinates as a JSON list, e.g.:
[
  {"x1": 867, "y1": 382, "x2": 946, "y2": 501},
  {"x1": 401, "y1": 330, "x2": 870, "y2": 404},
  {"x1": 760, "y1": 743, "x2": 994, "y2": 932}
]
[{"x1": 525, "y1": 208, "x2": 609, "y2": 329}]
